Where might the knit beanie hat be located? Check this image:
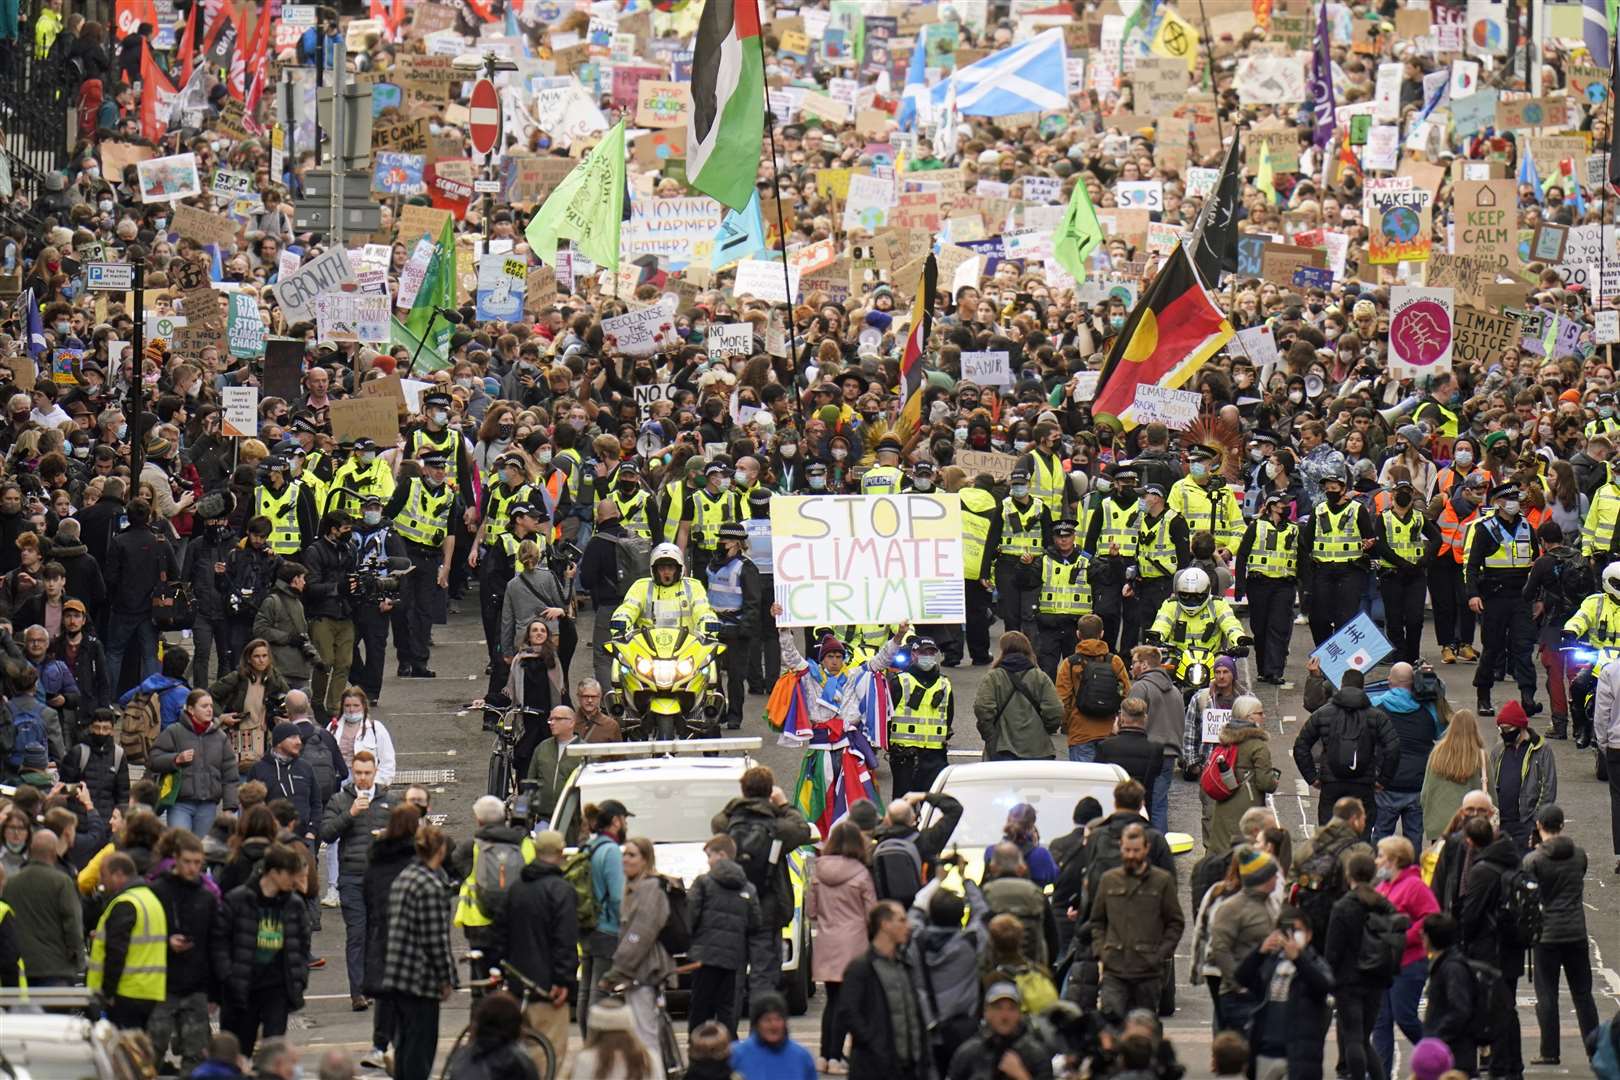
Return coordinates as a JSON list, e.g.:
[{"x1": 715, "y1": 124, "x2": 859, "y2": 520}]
[
  {"x1": 1409, "y1": 1038, "x2": 1454, "y2": 1080},
  {"x1": 1236, "y1": 845, "x2": 1277, "y2": 888},
  {"x1": 1496, "y1": 699, "x2": 1529, "y2": 729}
]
